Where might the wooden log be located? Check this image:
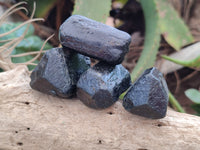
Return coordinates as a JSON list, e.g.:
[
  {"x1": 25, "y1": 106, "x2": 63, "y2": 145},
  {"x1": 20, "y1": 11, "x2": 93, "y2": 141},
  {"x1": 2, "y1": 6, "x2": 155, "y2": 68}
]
[{"x1": 0, "y1": 65, "x2": 200, "y2": 150}]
